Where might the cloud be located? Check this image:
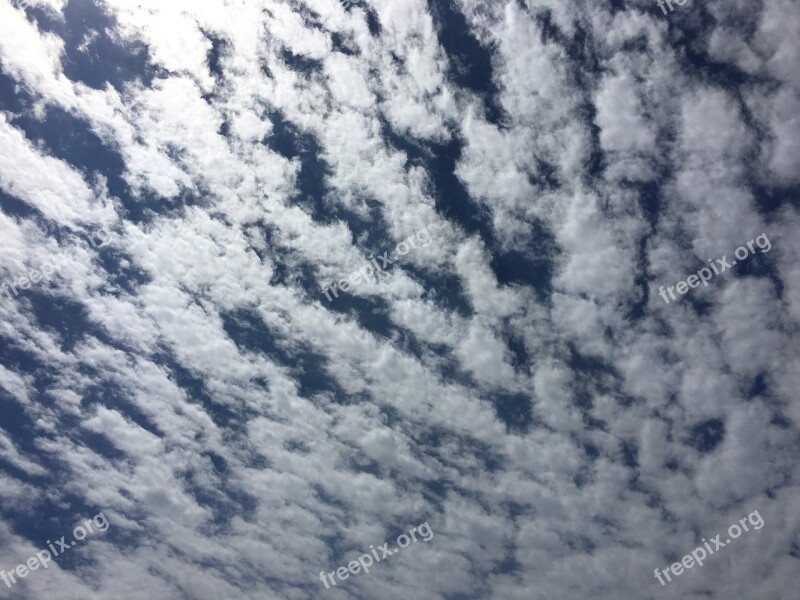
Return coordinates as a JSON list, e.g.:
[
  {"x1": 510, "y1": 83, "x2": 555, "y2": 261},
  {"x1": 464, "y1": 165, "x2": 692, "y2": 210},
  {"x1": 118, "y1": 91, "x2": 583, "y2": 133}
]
[{"x1": 0, "y1": 0, "x2": 797, "y2": 598}]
